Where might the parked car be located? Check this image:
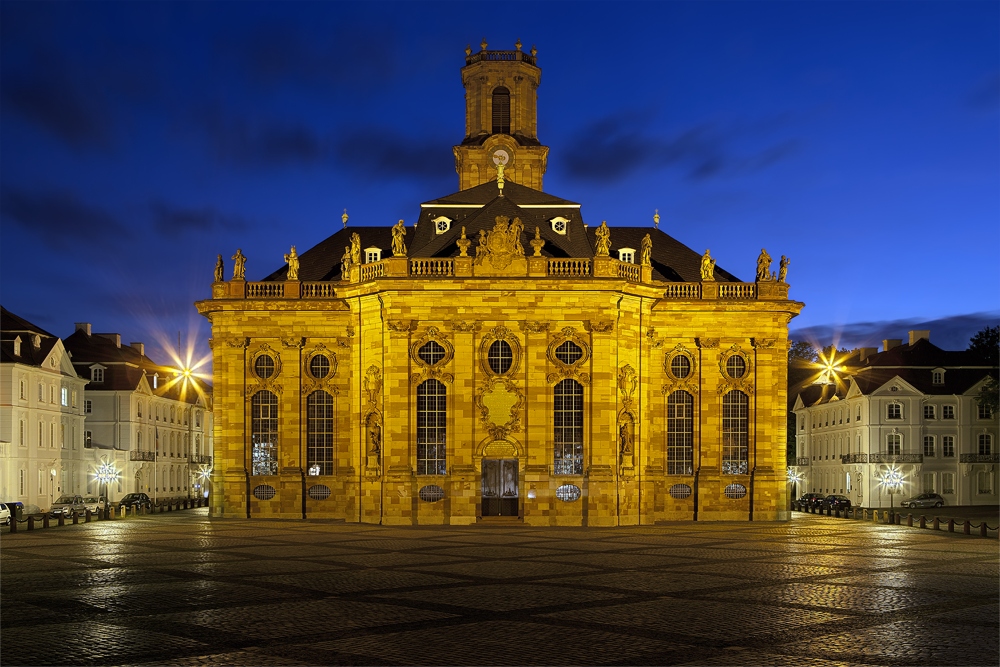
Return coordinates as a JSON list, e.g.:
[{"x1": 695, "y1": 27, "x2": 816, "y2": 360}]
[
  {"x1": 797, "y1": 493, "x2": 825, "y2": 508},
  {"x1": 900, "y1": 493, "x2": 945, "y2": 509},
  {"x1": 2, "y1": 502, "x2": 25, "y2": 524},
  {"x1": 117, "y1": 493, "x2": 151, "y2": 511},
  {"x1": 0, "y1": 504, "x2": 9, "y2": 526},
  {"x1": 50, "y1": 495, "x2": 88, "y2": 518},
  {"x1": 80, "y1": 496, "x2": 107, "y2": 513},
  {"x1": 822, "y1": 495, "x2": 852, "y2": 510}
]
